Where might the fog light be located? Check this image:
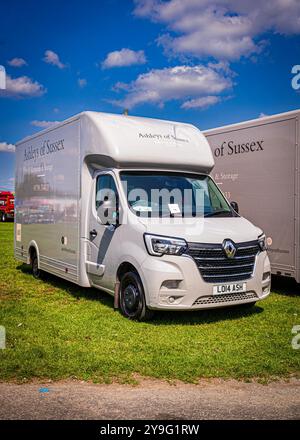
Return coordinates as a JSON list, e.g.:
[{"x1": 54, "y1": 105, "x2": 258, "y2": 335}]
[
  {"x1": 162, "y1": 280, "x2": 181, "y2": 289},
  {"x1": 169, "y1": 296, "x2": 175, "y2": 303}
]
